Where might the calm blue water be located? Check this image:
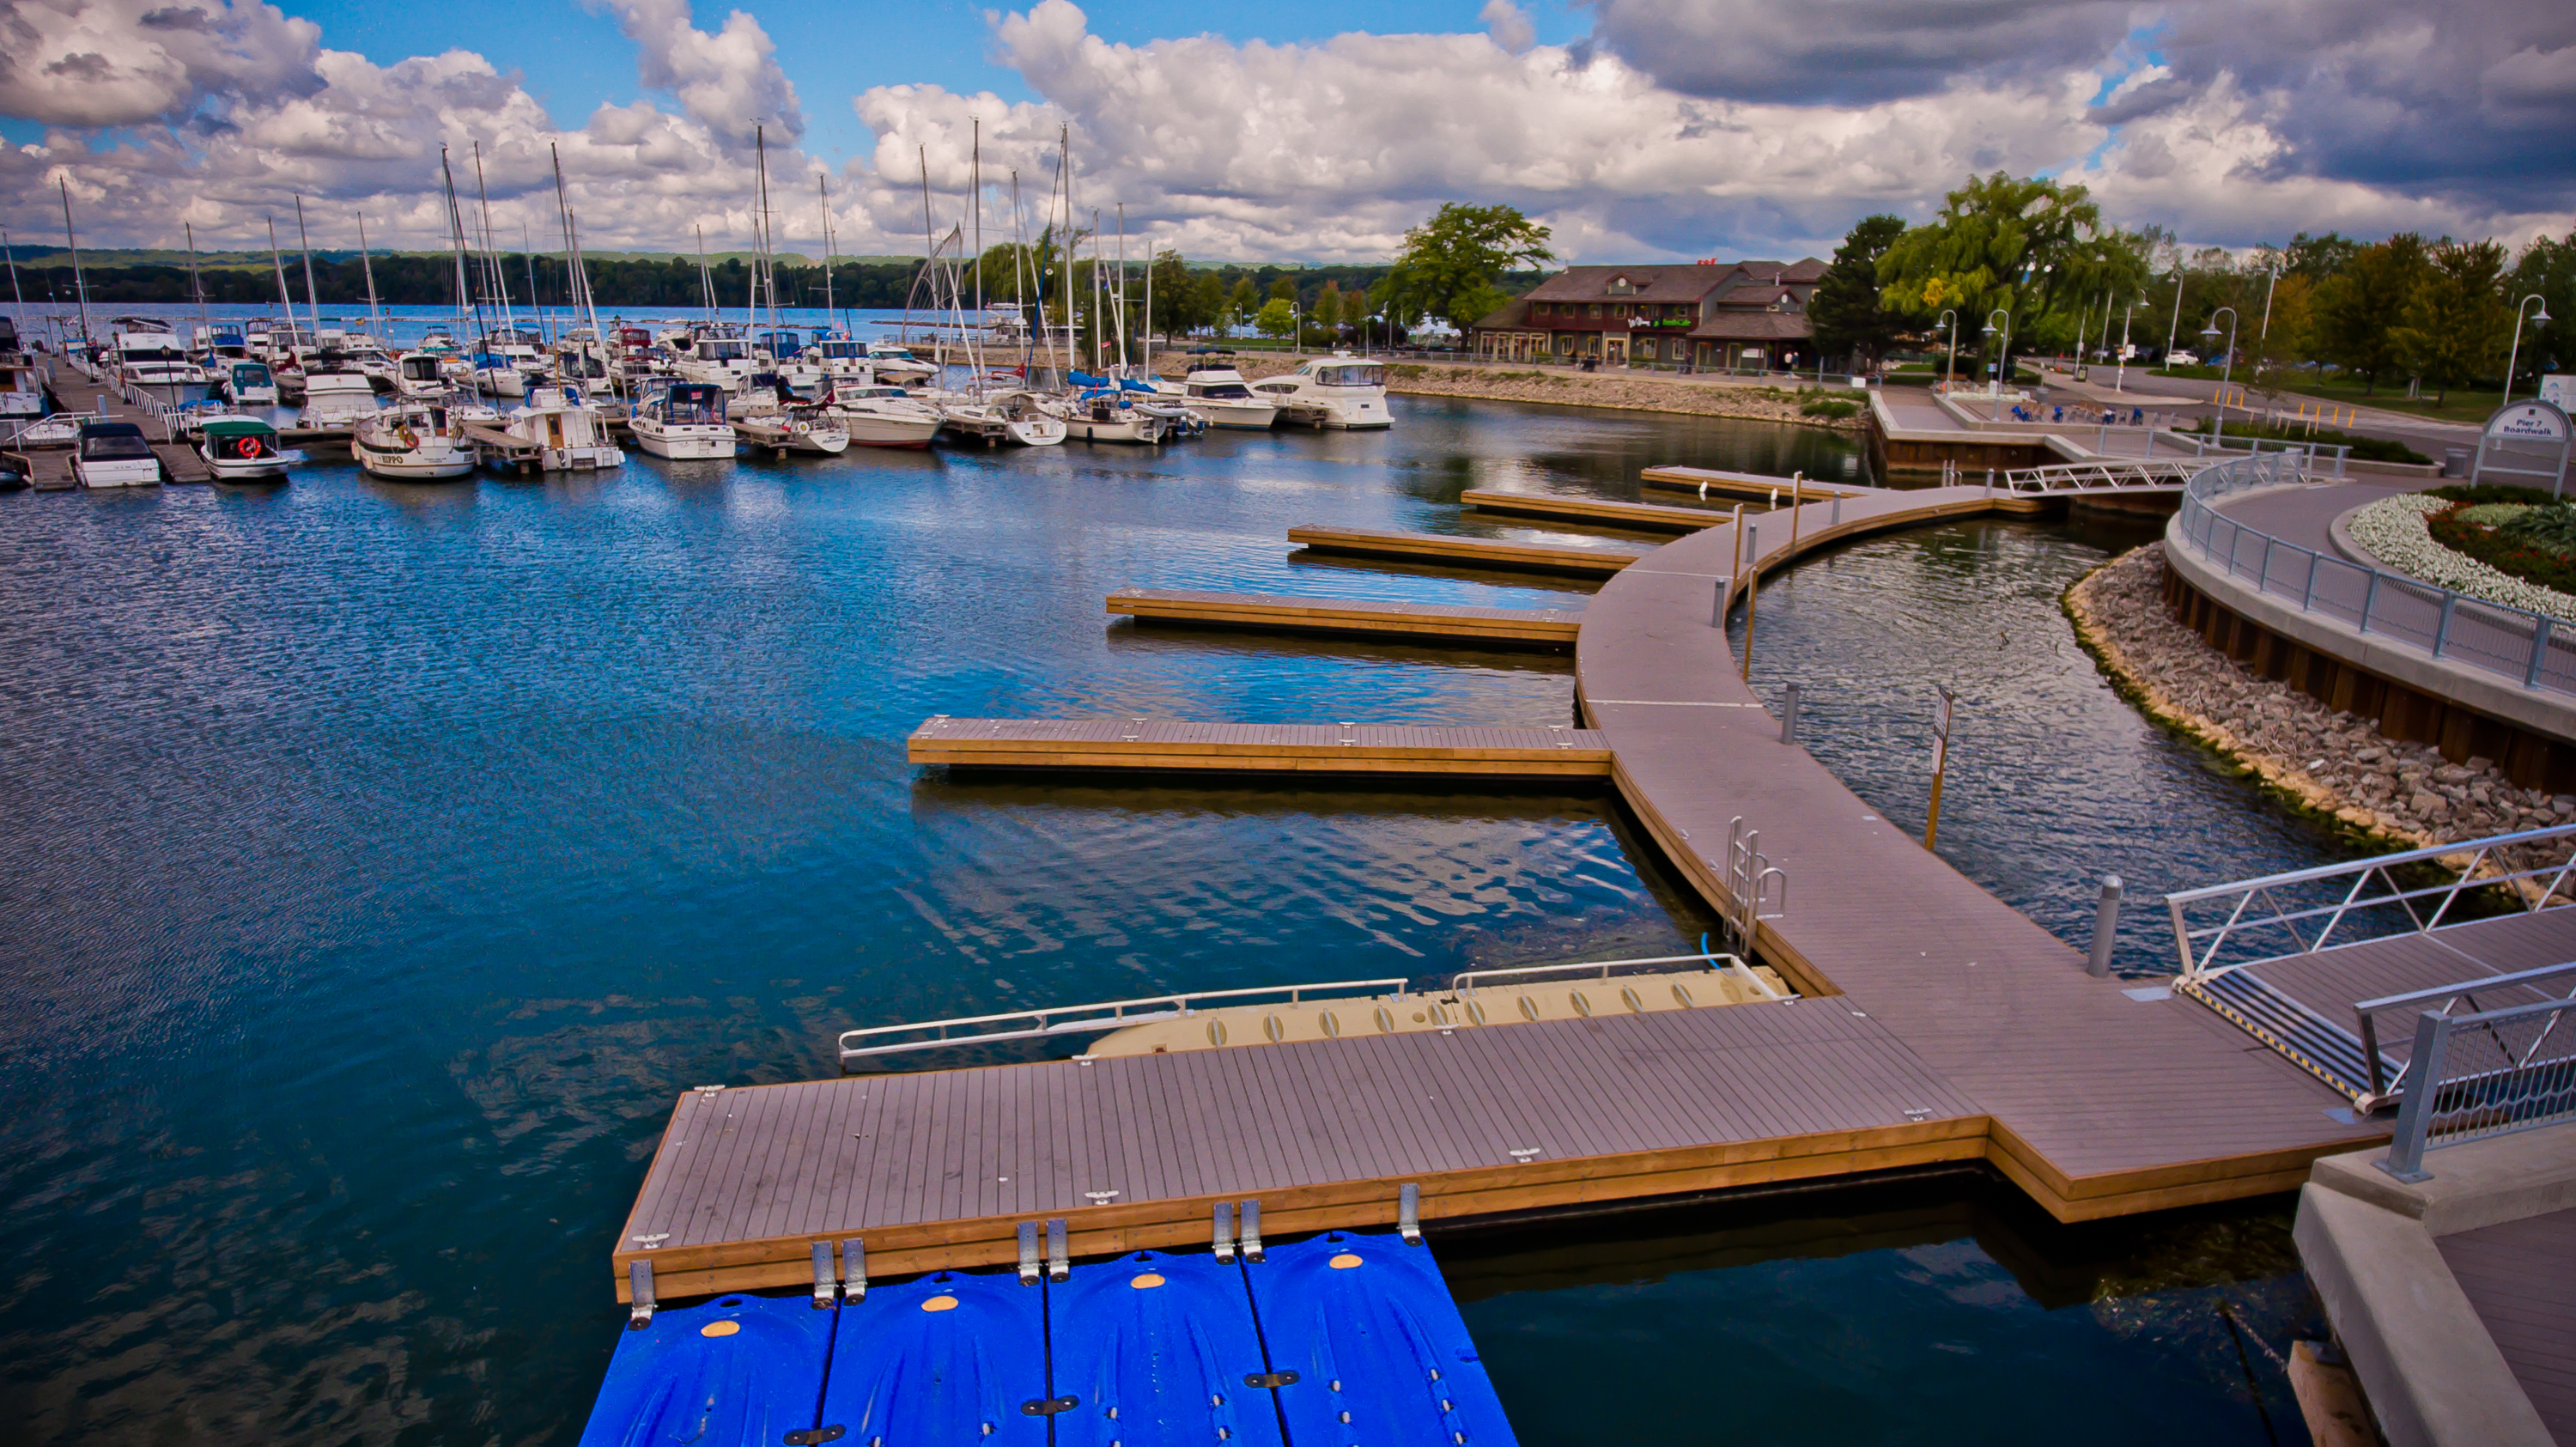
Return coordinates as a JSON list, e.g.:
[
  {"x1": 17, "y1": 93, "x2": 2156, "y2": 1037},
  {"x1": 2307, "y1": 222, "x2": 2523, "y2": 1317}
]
[{"x1": 0, "y1": 398, "x2": 2334, "y2": 1443}]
